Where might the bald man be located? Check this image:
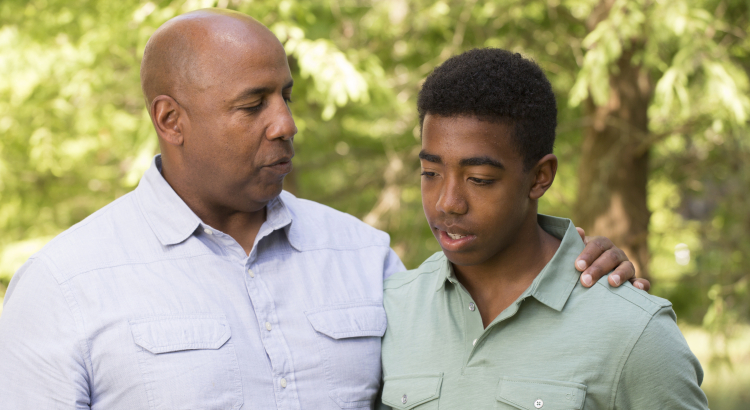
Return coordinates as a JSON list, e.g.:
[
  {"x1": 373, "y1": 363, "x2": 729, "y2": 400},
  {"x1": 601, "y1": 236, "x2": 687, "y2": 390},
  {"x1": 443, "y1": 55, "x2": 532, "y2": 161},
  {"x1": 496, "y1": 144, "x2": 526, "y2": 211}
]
[{"x1": 0, "y1": 9, "x2": 644, "y2": 410}]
